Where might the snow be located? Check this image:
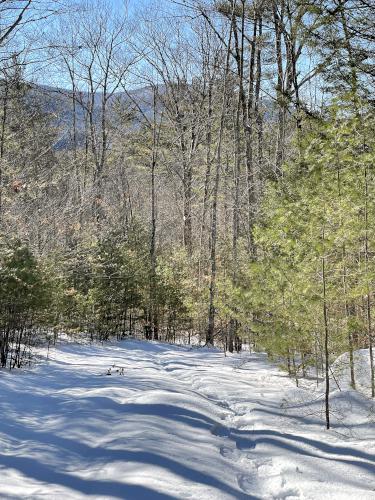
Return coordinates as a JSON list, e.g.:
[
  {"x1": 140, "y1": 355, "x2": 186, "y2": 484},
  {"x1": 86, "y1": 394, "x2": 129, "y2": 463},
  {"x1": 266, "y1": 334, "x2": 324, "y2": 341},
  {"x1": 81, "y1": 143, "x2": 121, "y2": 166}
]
[
  {"x1": 0, "y1": 340, "x2": 374, "y2": 499},
  {"x1": 332, "y1": 349, "x2": 374, "y2": 395}
]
